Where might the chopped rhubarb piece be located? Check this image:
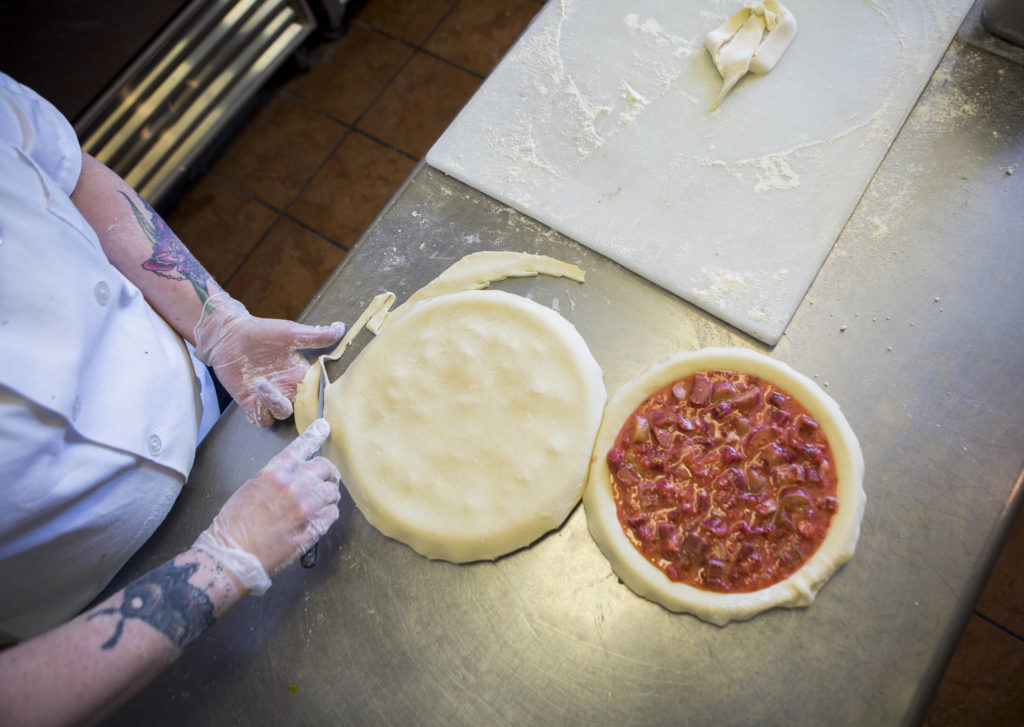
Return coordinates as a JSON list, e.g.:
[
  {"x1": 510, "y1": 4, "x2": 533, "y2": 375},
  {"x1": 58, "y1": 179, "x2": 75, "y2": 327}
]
[
  {"x1": 779, "y1": 487, "x2": 814, "y2": 510},
  {"x1": 653, "y1": 426, "x2": 674, "y2": 448},
  {"x1": 746, "y1": 467, "x2": 768, "y2": 493},
  {"x1": 630, "y1": 415, "x2": 650, "y2": 443},
  {"x1": 703, "y1": 518, "x2": 729, "y2": 538},
  {"x1": 683, "y1": 532, "x2": 710, "y2": 558},
  {"x1": 615, "y1": 466, "x2": 640, "y2": 486},
  {"x1": 677, "y1": 415, "x2": 698, "y2": 432},
  {"x1": 651, "y1": 408, "x2": 672, "y2": 427},
  {"x1": 689, "y1": 375, "x2": 711, "y2": 406},
  {"x1": 658, "y1": 523, "x2": 681, "y2": 555},
  {"x1": 626, "y1": 512, "x2": 649, "y2": 529},
  {"x1": 710, "y1": 401, "x2": 732, "y2": 420},
  {"x1": 731, "y1": 386, "x2": 763, "y2": 410},
  {"x1": 771, "y1": 463, "x2": 806, "y2": 485},
  {"x1": 721, "y1": 446, "x2": 743, "y2": 464},
  {"x1": 711, "y1": 379, "x2": 738, "y2": 402}
]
